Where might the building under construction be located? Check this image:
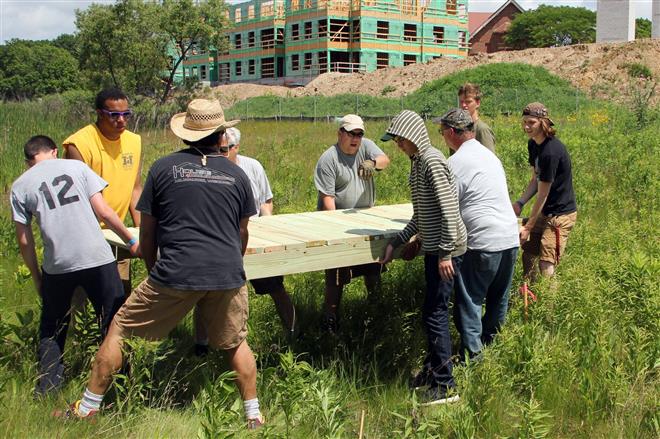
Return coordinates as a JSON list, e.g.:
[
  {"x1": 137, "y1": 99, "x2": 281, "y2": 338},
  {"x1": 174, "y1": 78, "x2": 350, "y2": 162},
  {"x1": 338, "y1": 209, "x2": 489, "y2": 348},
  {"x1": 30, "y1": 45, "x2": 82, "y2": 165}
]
[{"x1": 182, "y1": 0, "x2": 468, "y2": 85}]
